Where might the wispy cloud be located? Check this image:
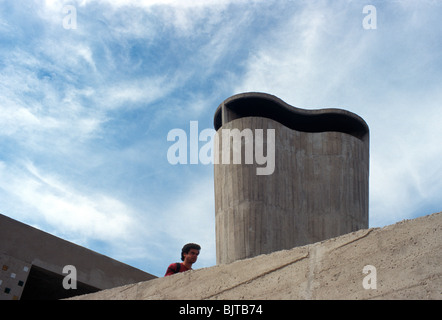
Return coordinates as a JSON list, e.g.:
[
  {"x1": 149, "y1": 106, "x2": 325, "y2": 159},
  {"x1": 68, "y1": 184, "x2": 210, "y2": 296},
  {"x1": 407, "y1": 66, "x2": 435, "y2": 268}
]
[
  {"x1": 0, "y1": 161, "x2": 139, "y2": 241},
  {"x1": 234, "y1": 1, "x2": 442, "y2": 227},
  {"x1": 1, "y1": 0, "x2": 441, "y2": 277}
]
